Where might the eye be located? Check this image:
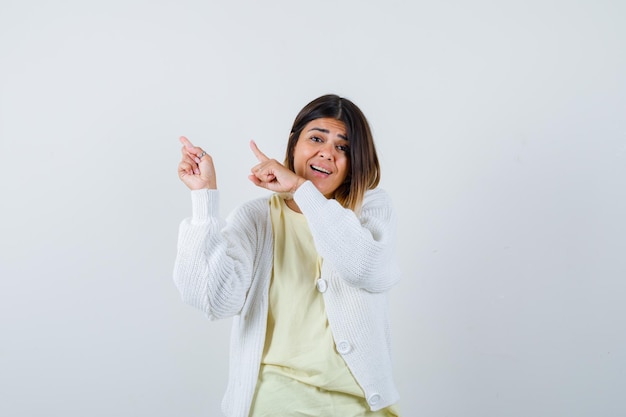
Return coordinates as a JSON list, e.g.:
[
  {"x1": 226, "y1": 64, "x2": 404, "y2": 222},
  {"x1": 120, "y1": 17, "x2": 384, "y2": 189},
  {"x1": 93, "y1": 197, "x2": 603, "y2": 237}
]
[
  {"x1": 337, "y1": 145, "x2": 350, "y2": 153},
  {"x1": 310, "y1": 136, "x2": 323, "y2": 143}
]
